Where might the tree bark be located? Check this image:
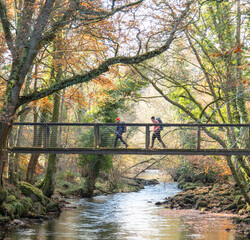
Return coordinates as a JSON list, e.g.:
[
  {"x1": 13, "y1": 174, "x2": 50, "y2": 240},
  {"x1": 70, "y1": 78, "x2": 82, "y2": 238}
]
[
  {"x1": 26, "y1": 112, "x2": 46, "y2": 183},
  {"x1": 226, "y1": 156, "x2": 250, "y2": 205},
  {"x1": 41, "y1": 93, "x2": 60, "y2": 197},
  {"x1": 83, "y1": 156, "x2": 102, "y2": 198}
]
